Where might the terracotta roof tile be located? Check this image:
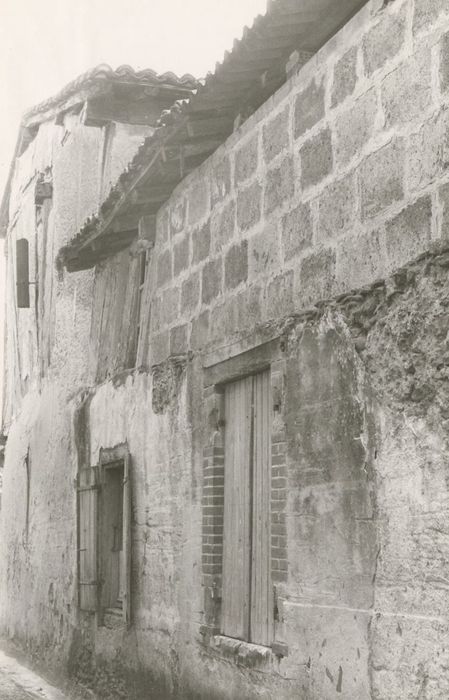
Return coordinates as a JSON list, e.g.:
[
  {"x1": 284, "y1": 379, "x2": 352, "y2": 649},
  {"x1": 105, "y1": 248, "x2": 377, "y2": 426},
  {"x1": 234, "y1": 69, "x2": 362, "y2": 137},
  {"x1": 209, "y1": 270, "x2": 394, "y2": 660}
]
[{"x1": 23, "y1": 63, "x2": 198, "y2": 124}]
